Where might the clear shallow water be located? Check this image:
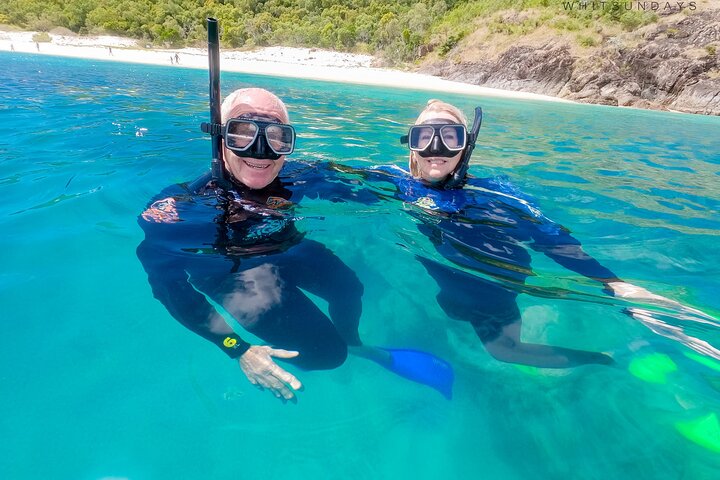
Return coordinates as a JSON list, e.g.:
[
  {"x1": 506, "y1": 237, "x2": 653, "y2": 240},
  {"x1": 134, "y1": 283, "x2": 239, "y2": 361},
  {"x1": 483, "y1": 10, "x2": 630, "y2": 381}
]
[{"x1": 1, "y1": 52, "x2": 719, "y2": 479}]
